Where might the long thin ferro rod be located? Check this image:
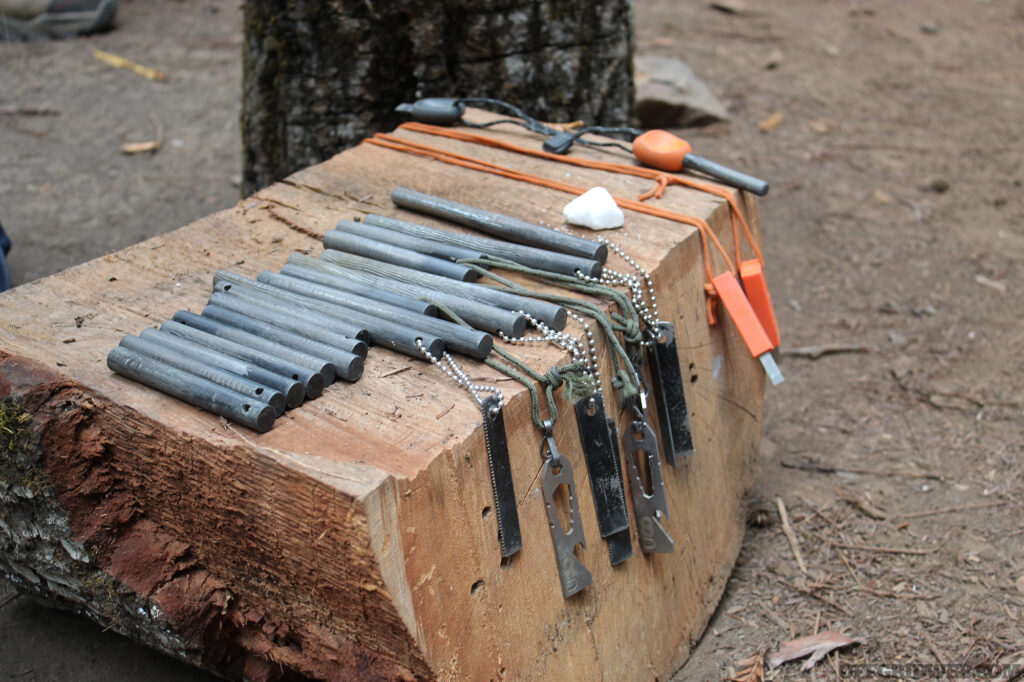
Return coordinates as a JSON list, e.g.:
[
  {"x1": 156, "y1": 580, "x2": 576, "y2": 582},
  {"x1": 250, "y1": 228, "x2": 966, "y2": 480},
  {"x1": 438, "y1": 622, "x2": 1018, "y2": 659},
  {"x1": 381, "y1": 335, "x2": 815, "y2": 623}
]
[
  {"x1": 212, "y1": 272, "x2": 445, "y2": 360},
  {"x1": 172, "y1": 310, "x2": 337, "y2": 384},
  {"x1": 319, "y1": 249, "x2": 568, "y2": 331},
  {"x1": 161, "y1": 320, "x2": 325, "y2": 399},
  {"x1": 270, "y1": 263, "x2": 436, "y2": 317},
  {"x1": 119, "y1": 335, "x2": 287, "y2": 416},
  {"x1": 207, "y1": 292, "x2": 367, "y2": 358},
  {"x1": 331, "y1": 219, "x2": 482, "y2": 263},
  {"x1": 391, "y1": 186, "x2": 607, "y2": 262},
  {"x1": 107, "y1": 346, "x2": 277, "y2": 432},
  {"x1": 358, "y1": 214, "x2": 603, "y2": 278},
  {"x1": 257, "y1": 271, "x2": 493, "y2": 360},
  {"x1": 320, "y1": 229, "x2": 479, "y2": 282},
  {"x1": 140, "y1": 328, "x2": 306, "y2": 409},
  {"x1": 285, "y1": 255, "x2": 527, "y2": 337},
  {"x1": 201, "y1": 305, "x2": 364, "y2": 382}
]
